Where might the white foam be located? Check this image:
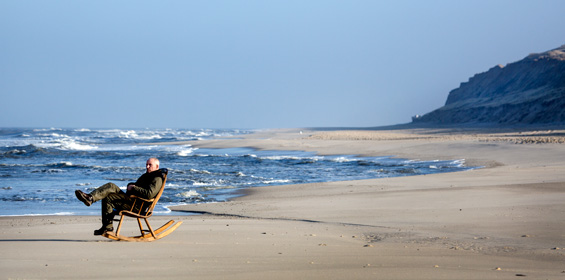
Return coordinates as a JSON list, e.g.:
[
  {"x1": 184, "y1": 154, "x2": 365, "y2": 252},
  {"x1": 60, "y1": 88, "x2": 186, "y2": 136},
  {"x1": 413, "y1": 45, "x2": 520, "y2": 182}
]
[
  {"x1": 190, "y1": 168, "x2": 211, "y2": 174},
  {"x1": 263, "y1": 179, "x2": 291, "y2": 184},
  {"x1": 192, "y1": 178, "x2": 227, "y2": 187},
  {"x1": 260, "y1": 155, "x2": 320, "y2": 161},
  {"x1": 194, "y1": 131, "x2": 212, "y2": 137},
  {"x1": 59, "y1": 139, "x2": 97, "y2": 151},
  {"x1": 32, "y1": 128, "x2": 62, "y2": 132},
  {"x1": 176, "y1": 149, "x2": 193, "y2": 157},
  {"x1": 29, "y1": 133, "x2": 98, "y2": 151},
  {"x1": 119, "y1": 130, "x2": 138, "y2": 138},
  {"x1": 176, "y1": 190, "x2": 201, "y2": 198},
  {"x1": 0, "y1": 211, "x2": 76, "y2": 217},
  {"x1": 167, "y1": 145, "x2": 195, "y2": 156},
  {"x1": 202, "y1": 186, "x2": 236, "y2": 190},
  {"x1": 330, "y1": 156, "x2": 356, "y2": 163}
]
